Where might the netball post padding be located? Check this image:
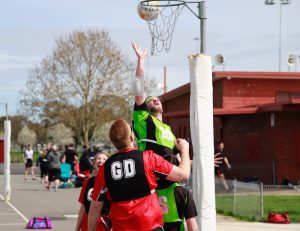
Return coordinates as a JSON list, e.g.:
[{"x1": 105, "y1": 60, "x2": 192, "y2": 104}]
[{"x1": 189, "y1": 54, "x2": 216, "y2": 231}]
